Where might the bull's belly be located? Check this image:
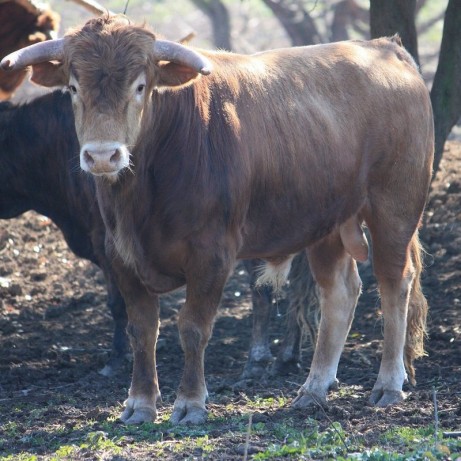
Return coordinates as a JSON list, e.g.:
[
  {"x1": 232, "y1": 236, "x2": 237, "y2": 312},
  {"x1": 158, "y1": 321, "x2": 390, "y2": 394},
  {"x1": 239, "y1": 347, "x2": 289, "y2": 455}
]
[{"x1": 237, "y1": 215, "x2": 337, "y2": 260}]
